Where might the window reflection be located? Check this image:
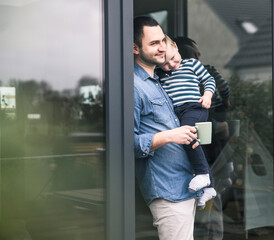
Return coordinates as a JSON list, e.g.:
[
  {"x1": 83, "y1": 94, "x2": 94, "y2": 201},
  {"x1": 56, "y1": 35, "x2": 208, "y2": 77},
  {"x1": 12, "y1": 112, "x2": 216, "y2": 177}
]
[
  {"x1": 0, "y1": 1, "x2": 105, "y2": 240},
  {"x1": 188, "y1": 0, "x2": 274, "y2": 239},
  {"x1": 135, "y1": 0, "x2": 273, "y2": 239}
]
